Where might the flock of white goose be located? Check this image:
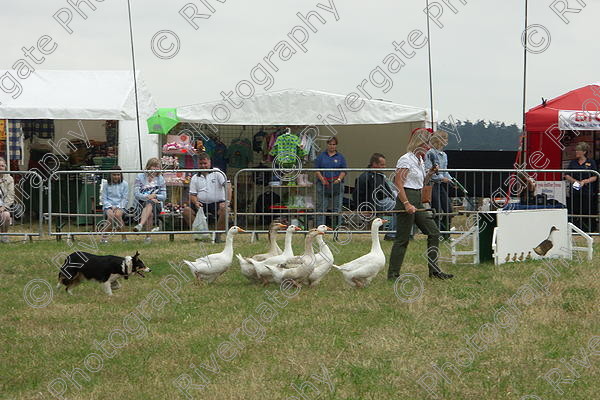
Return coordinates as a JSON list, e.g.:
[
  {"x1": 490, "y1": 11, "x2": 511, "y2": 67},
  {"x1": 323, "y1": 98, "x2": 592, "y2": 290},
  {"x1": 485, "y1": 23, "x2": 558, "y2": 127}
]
[{"x1": 183, "y1": 218, "x2": 388, "y2": 288}]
